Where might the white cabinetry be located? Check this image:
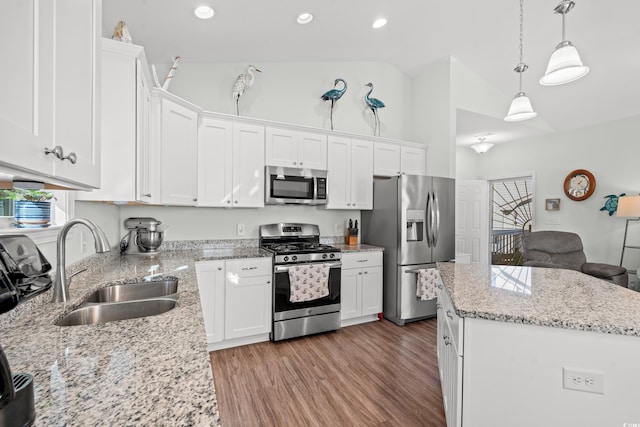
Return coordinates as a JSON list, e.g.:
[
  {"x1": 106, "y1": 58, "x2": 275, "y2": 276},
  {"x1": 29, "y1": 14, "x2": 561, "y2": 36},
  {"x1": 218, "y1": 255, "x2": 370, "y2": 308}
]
[
  {"x1": 437, "y1": 285, "x2": 463, "y2": 427},
  {"x1": 340, "y1": 252, "x2": 383, "y2": 326},
  {"x1": 0, "y1": 0, "x2": 101, "y2": 189},
  {"x1": 327, "y1": 136, "x2": 373, "y2": 210},
  {"x1": 374, "y1": 141, "x2": 427, "y2": 177},
  {"x1": 196, "y1": 257, "x2": 272, "y2": 351},
  {"x1": 265, "y1": 127, "x2": 327, "y2": 170},
  {"x1": 77, "y1": 39, "x2": 156, "y2": 203},
  {"x1": 198, "y1": 116, "x2": 265, "y2": 208},
  {"x1": 158, "y1": 95, "x2": 200, "y2": 205}
]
